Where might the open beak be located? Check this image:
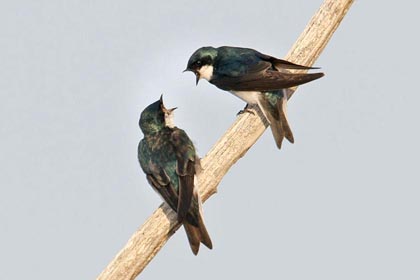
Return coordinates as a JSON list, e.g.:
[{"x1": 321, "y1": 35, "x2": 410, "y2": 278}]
[
  {"x1": 195, "y1": 73, "x2": 200, "y2": 85},
  {"x1": 159, "y1": 95, "x2": 178, "y2": 113},
  {"x1": 159, "y1": 95, "x2": 166, "y2": 111},
  {"x1": 183, "y1": 68, "x2": 200, "y2": 85},
  {"x1": 162, "y1": 106, "x2": 177, "y2": 115}
]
